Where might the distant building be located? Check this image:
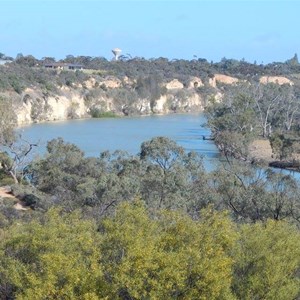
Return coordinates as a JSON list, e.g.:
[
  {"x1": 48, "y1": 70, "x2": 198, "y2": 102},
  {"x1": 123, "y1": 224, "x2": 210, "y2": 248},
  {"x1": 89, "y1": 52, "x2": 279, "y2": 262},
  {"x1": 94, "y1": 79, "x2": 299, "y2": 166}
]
[
  {"x1": 44, "y1": 63, "x2": 83, "y2": 70},
  {"x1": 0, "y1": 59, "x2": 13, "y2": 65},
  {"x1": 112, "y1": 48, "x2": 122, "y2": 61}
]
